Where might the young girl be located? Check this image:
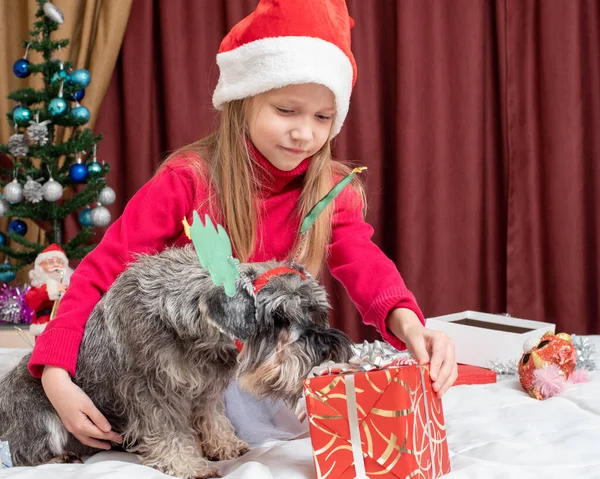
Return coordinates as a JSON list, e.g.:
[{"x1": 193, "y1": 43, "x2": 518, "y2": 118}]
[{"x1": 29, "y1": 0, "x2": 456, "y2": 451}]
